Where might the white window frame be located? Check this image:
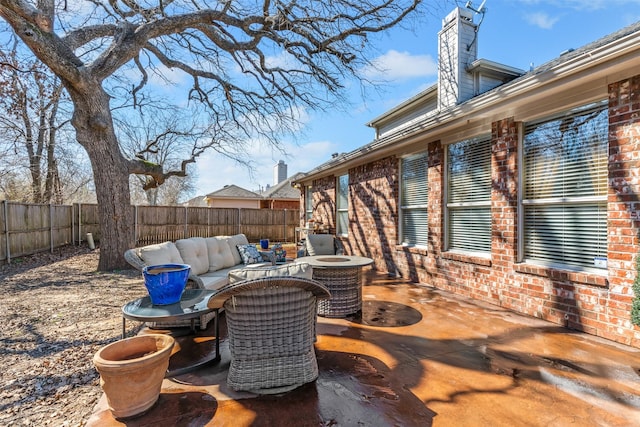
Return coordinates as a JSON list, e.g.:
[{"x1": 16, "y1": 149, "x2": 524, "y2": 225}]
[
  {"x1": 399, "y1": 152, "x2": 429, "y2": 247},
  {"x1": 336, "y1": 174, "x2": 349, "y2": 236},
  {"x1": 517, "y1": 101, "x2": 608, "y2": 272},
  {"x1": 444, "y1": 135, "x2": 492, "y2": 256}
]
